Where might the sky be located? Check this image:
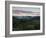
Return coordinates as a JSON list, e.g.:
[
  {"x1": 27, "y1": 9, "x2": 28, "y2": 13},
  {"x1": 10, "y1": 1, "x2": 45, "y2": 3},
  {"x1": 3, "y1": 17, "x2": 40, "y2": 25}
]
[
  {"x1": 12, "y1": 7, "x2": 40, "y2": 12},
  {"x1": 12, "y1": 7, "x2": 40, "y2": 16}
]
